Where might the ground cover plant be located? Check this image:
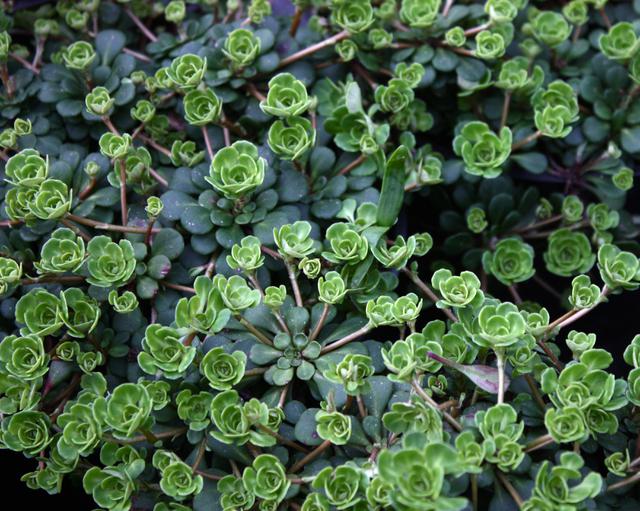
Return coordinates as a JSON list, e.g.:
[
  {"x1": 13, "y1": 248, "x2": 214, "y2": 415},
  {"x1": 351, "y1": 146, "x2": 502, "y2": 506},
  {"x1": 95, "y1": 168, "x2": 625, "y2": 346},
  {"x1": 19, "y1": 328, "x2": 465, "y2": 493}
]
[{"x1": 2, "y1": 0, "x2": 640, "y2": 509}]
